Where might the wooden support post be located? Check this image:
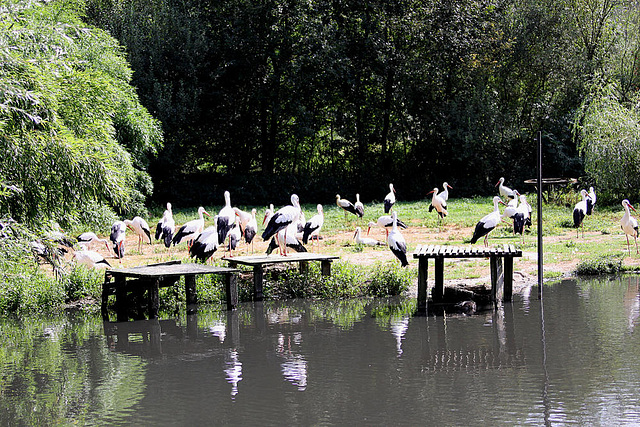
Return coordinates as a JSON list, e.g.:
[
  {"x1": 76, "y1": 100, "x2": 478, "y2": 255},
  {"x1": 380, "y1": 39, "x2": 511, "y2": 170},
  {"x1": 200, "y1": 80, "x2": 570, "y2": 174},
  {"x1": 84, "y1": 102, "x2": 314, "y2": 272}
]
[
  {"x1": 321, "y1": 260, "x2": 332, "y2": 276},
  {"x1": 504, "y1": 256, "x2": 514, "y2": 302},
  {"x1": 102, "y1": 273, "x2": 112, "y2": 320},
  {"x1": 185, "y1": 275, "x2": 197, "y2": 305},
  {"x1": 149, "y1": 278, "x2": 160, "y2": 319},
  {"x1": 254, "y1": 265, "x2": 264, "y2": 301},
  {"x1": 490, "y1": 256, "x2": 503, "y2": 303},
  {"x1": 225, "y1": 272, "x2": 238, "y2": 310},
  {"x1": 417, "y1": 258, "x2": 429, "y2": 314},
  {"x1": 434, "y1": 257, "x2": 444, "y2": 302},
  {"x1": 300, "y1": 261, "x2": 309, "y2": 275},
  {"x1": 115, "y1": 275, "x2": 127, "y2": 322}
]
